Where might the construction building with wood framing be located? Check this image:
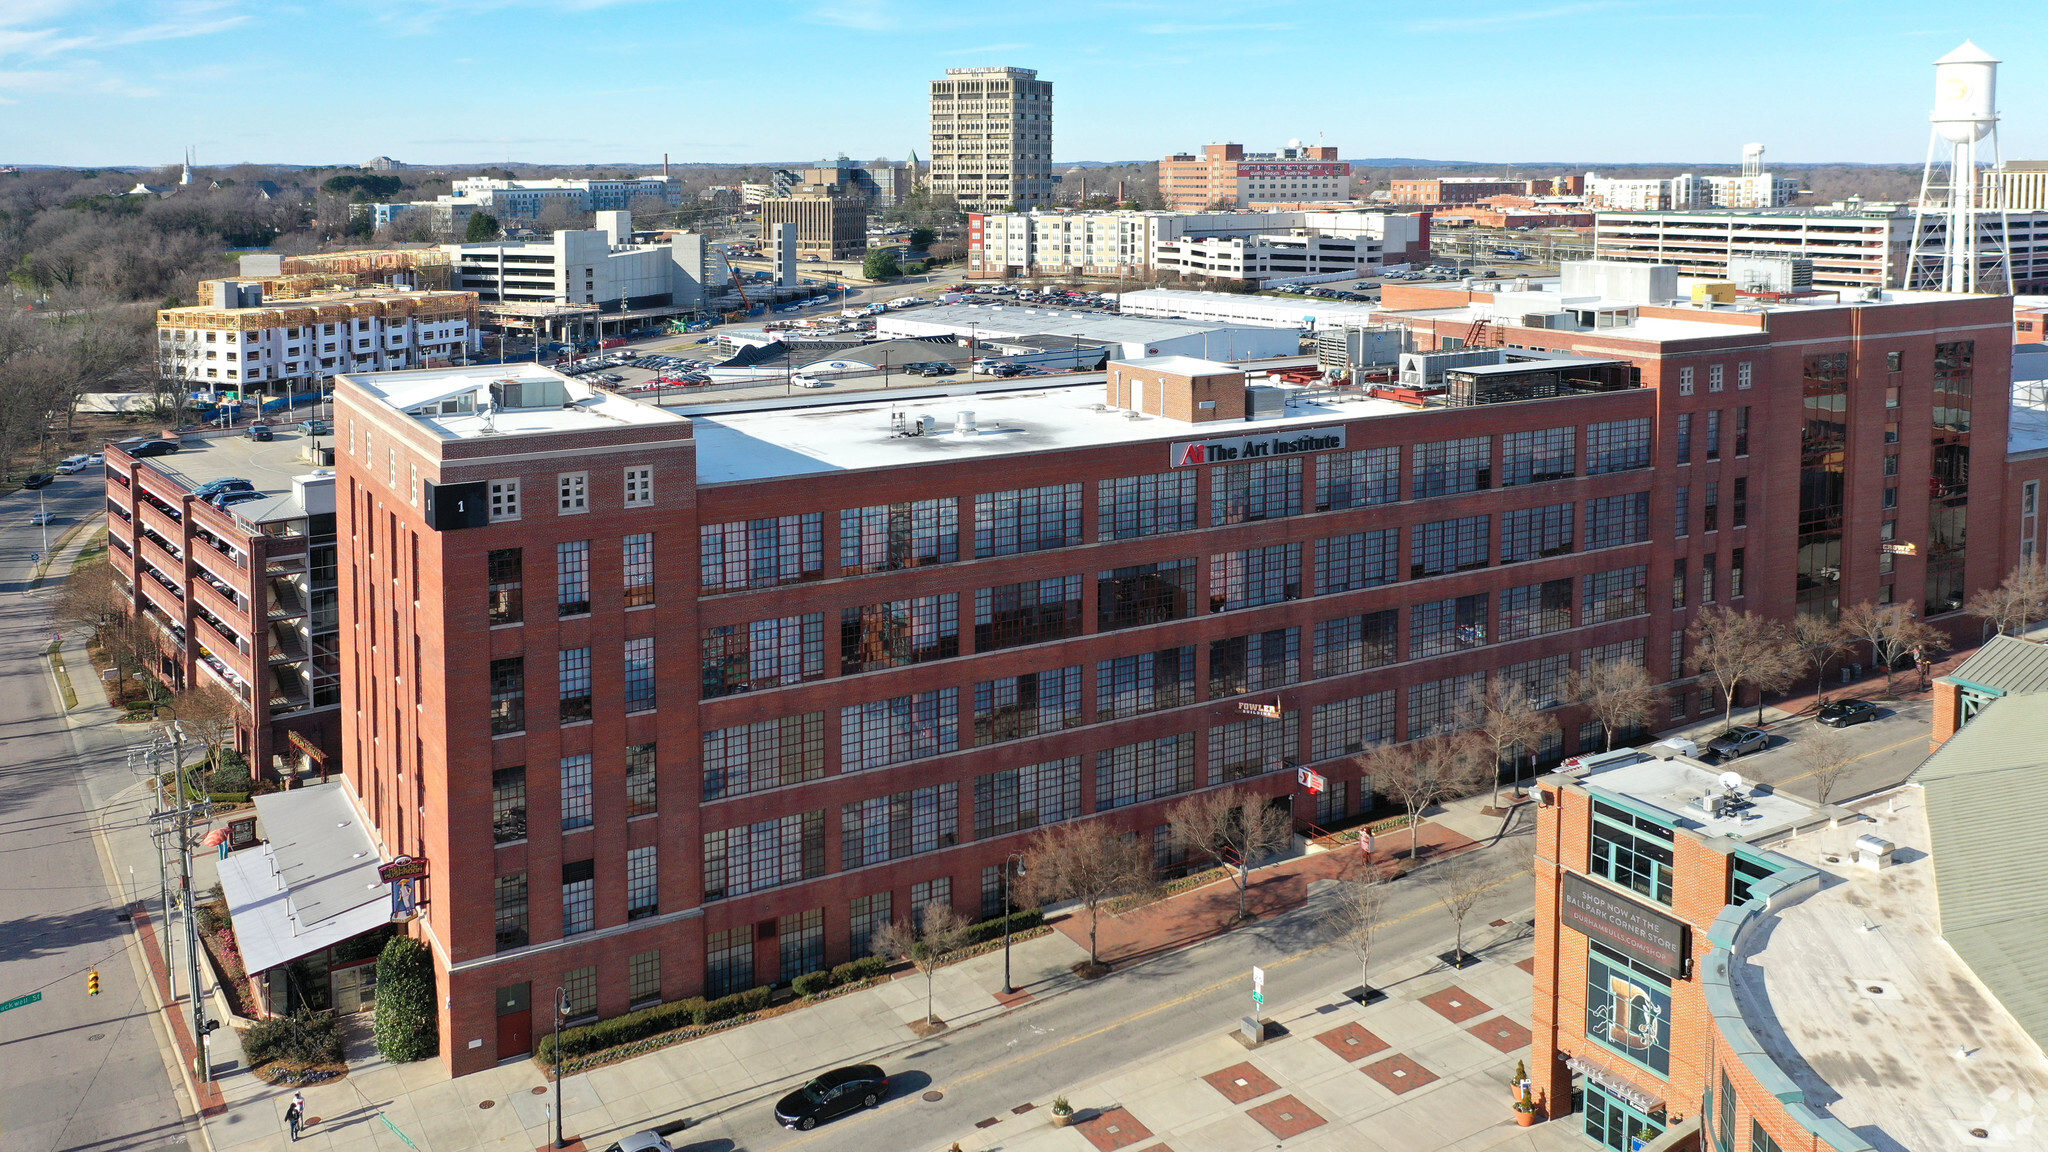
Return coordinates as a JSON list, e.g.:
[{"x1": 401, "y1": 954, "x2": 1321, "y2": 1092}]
[{"x1": 157, "y1": 281, "x2": 480, "y2": 394}]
